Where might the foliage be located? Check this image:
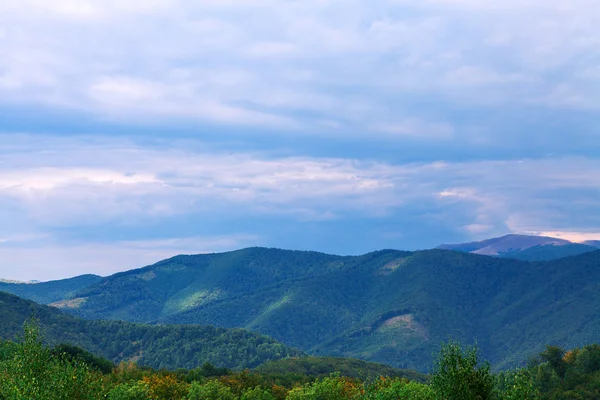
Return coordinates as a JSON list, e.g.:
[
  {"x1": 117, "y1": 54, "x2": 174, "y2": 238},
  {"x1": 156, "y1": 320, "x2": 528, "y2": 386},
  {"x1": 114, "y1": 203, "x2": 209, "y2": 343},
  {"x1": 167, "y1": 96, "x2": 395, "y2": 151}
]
[
  {"x1": 142, "y1": 374, "x2": 189, "y2": 399},
  {"x1": 430, "y1": 341, "x2": 496, "y2": 400},
  {"x1": 52, "y1": 343, "x2": 114, "y2": 373},
  {"x1": 0, "y1": 291, "x2": 303, "y2": 371},
  {"x1": 106, "y1": 381, "x2": 150, "y2": 400},
  {"x1": 2, "y1": 323, "x2": 600, "y2": 400},
  {"x1": 187, "y1": 379, "x2": 236, "y2": 400},
  {"x1": 530, "y1": 344, "x2": 600, "y2": 399},
  {"x1": 496, "y1": 369, "x2": 539, "y2": 400},
  {"x1": 0, "y1": 320, "x2": 106, "y2": 400},
  {"x1": 241, "y1": 386, "x2": 276, "y2": 400},
  {"x1": 254, "y1": 356, "x2": 427, "y2": 383},
  {"x1": 362, "y1": 377, "x2": 434, "y2": 400}
]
